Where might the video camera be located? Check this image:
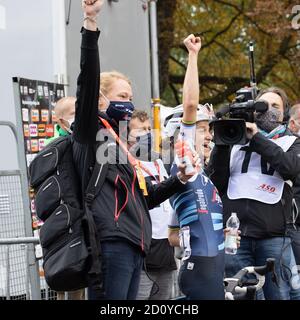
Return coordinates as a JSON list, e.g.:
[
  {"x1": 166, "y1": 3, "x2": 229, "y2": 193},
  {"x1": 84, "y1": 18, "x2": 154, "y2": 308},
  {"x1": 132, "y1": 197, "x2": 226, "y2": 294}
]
[{"x1": 212, "y1": 42, "x2": 268, "y2": 145}]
